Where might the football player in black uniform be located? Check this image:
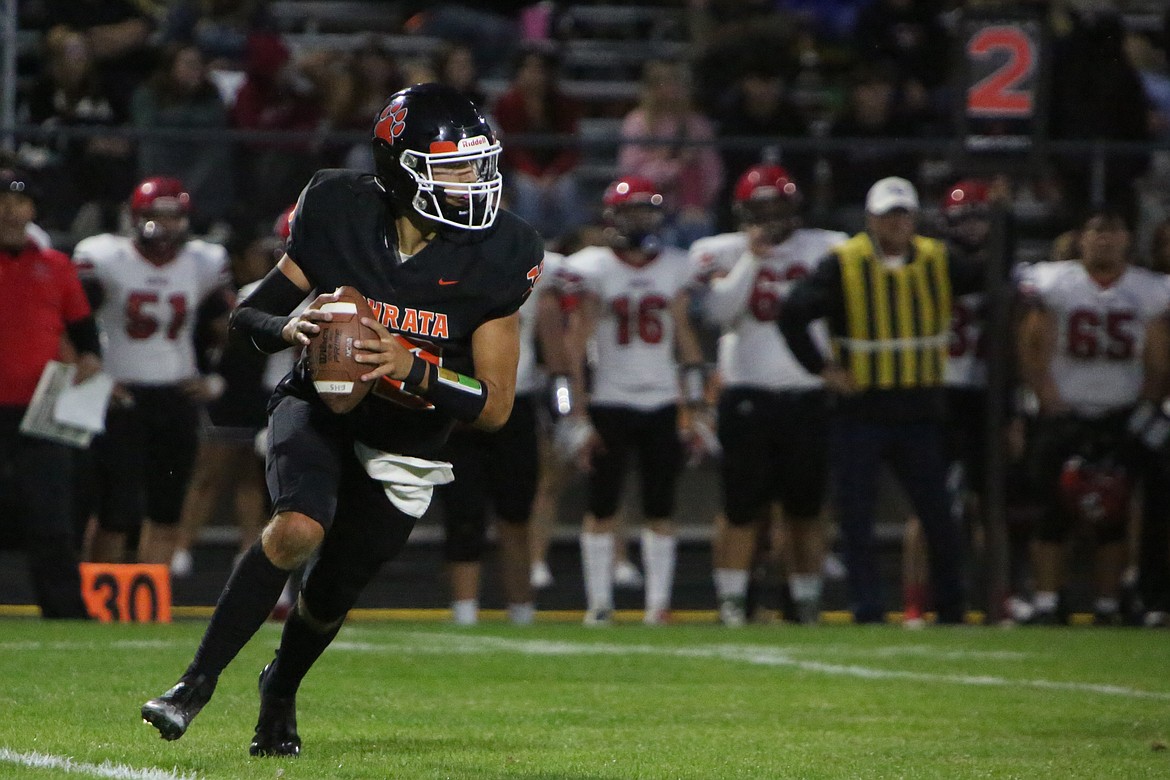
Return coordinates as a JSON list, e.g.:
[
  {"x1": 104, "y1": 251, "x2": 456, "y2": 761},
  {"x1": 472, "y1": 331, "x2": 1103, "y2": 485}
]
[{"x1": 141, "y1": 84, "x2": 544, "y2": 757}]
